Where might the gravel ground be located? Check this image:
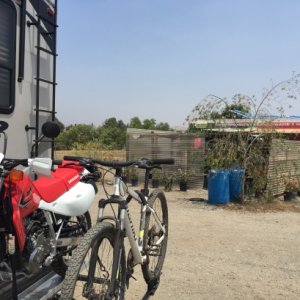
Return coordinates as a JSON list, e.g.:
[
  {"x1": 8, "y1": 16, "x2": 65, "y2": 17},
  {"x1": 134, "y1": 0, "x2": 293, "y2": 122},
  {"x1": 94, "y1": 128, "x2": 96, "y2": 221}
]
[{"x1": 88, "y1": 187, "x2": 300, "y2": 300}]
